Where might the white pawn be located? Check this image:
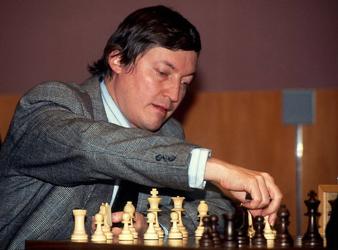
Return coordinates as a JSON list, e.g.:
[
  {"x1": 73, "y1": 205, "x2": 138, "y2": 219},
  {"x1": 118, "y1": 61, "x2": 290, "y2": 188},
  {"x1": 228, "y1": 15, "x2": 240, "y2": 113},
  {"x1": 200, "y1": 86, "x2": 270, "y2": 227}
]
[
  {"x1": 91, "y1": 213, "x2": 106, "y2": 243},
  {"x1": 195, "y1": 200, "x2": 208, "y2": 237},
  {"x1": 144, "y1": 212, "x2": 159, "y2": 240},
  {"x1": 168, "y1": 211, "x2": 183, "y2": 239},
  {"x1": 118, "y1": 212, "x2": 134, "y2": 241},
  {"x1": 124, "y1": 201, "x2": 138, "y2": 239},
  {"x1": 71, "y1": 209, "x2": 88, "y2": 242}
]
